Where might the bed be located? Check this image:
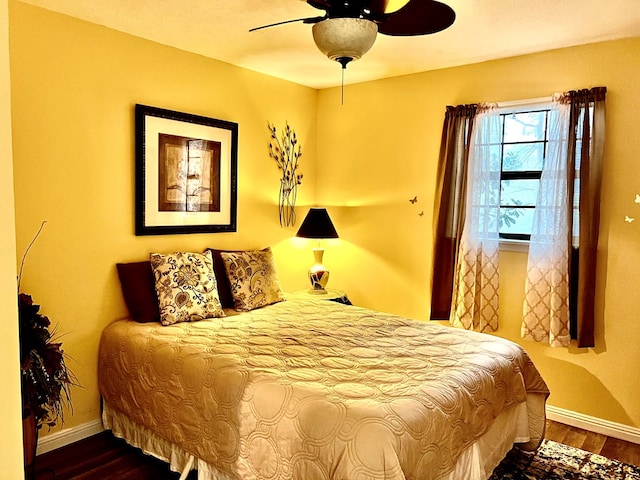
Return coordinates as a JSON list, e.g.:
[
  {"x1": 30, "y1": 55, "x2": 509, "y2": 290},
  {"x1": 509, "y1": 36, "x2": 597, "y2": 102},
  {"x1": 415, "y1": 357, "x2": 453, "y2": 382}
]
[{"x1": 98, "y1": 295, "x2": 549, "y2": 480}]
